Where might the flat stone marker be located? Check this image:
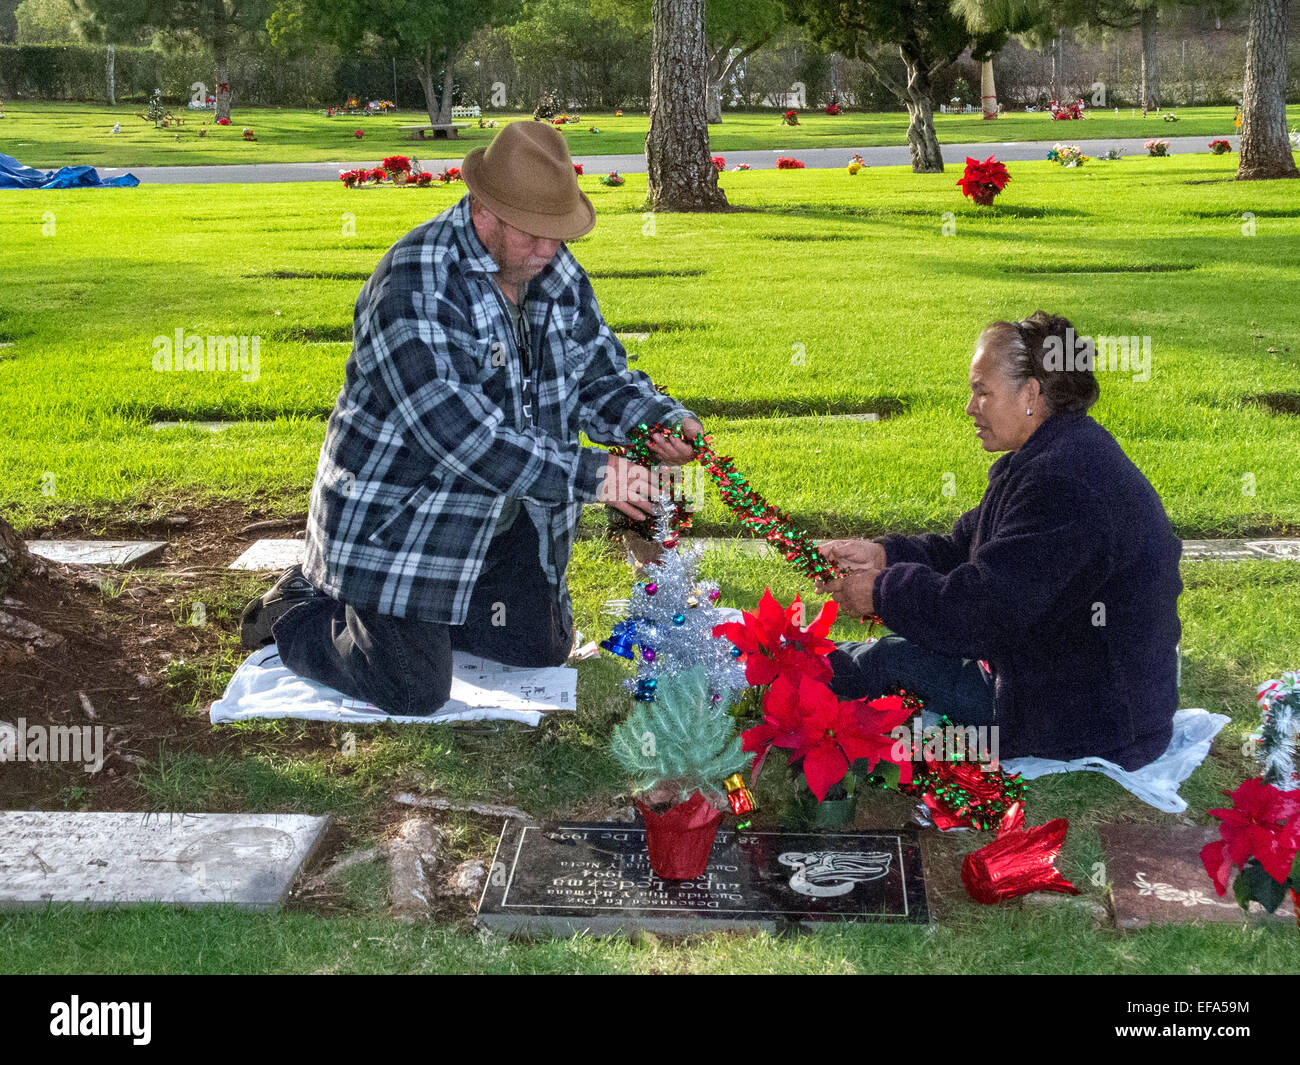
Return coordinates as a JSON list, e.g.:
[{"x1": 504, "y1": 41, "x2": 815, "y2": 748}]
[
  {"x1": 617, "y1": 332, "x2": 650, "y2": 342},
  {"x1": 25, "y1": 540, "x2": 166, "y2": 568},
  {"x1": 477, "y1": 821, "x2": 929, "y2": 935},
  {"x1": 229, "y1": 538, "x2": 304, "y2": 571},
  {"x1": 151, "y1": 421, "x2": 235, "y2": 432},
  {"x1": 0, "y1": 811, "x2": 330, "y2": 910},
  {"x1": 1099, "y1": 824, "x2": 1296, "y2": 929},
  {"x1": 1181, "y1": 539, "x2": 1300, "y2": 562}
]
